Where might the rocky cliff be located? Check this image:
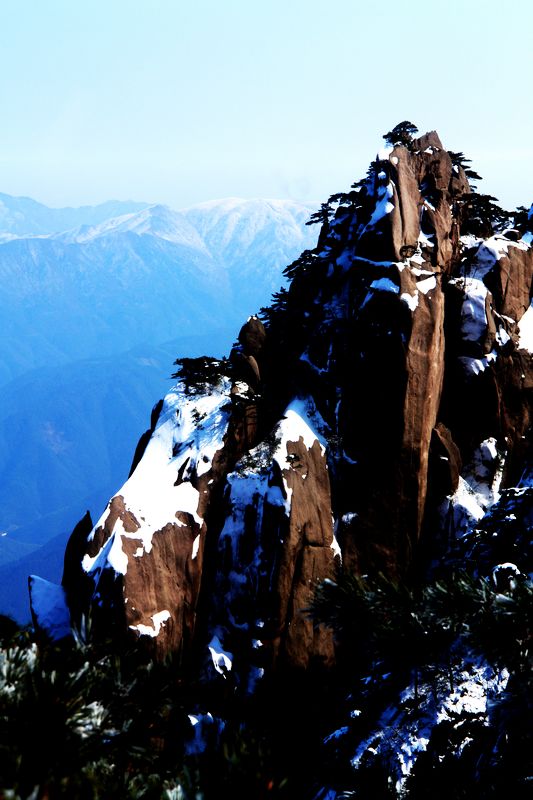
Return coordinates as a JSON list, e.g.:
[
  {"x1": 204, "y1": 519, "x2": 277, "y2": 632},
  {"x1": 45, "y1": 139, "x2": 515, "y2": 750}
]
[{"x1": 30, "y1": 131, "x2": 533, "y2": 690}]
